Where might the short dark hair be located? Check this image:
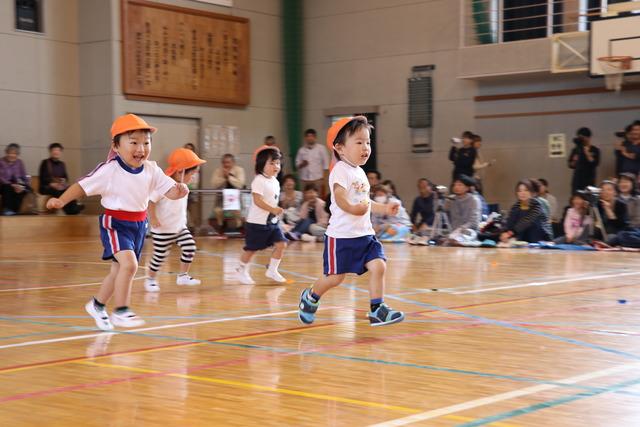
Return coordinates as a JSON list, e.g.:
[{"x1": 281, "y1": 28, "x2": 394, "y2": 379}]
[
  {"x1": 184, "y1": 165, "x2": 199, "y2": 174},
  {"x1": 255, "y1": 147, "x2": 282, "y2": 174},
  {"x1": 367, "y1": 170, "x2": 381, "y2": 180},
  {"x1": 515, "y1": 179, "x2": 535, "y2": 193},
  {"x1": 618, "y1": 173, "x2": 637, "y2": 194},
  {"x1": 472, "y1": 134, "x2": 482, "y2": 142},
  {"x1": 462, "y1": 131, "x2": 475, "y2": 140},
  {"x1": 453, "y1": 174, "x2": 475, "y2": 188},
  {"x1": 282, "y1": 174, "x2": 297, "y2": 184},
  {"x1": 222, "y1": 153, "x2": 235, "y2": 162},
  {"x1": 331, "y1": 116, "x2": 373, "y2": 161},
  {"x1": 303, "y1": 183, "x2": 318, "y2": 192},
  {"x1": 538, "y1": 178, "x2": 549, "y2": 187},
  {"x1": 529, "y1": 178, "x2": 542, "y2": 194},
  {"x1": 577, "y1": 127, "x2": 592, "y2": 138},
  {"x1": 113, "y1": 129, "x2": 151, "y2": 147},
  {"x1": 265, "y1": 135, "x2": 275, "y2": 141},
  {"x1": 184, "y1": 142, "x2": 196, "y2": 151},
  {"x1": 49, "y1": 143, "x2": 63, "y2": 151},
  {"x1": 5, "y1": 143, "x2": 20, "y2": 154},
  {"x1": 304, "y1": 128, "x2": 317, "y2": 136}
]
